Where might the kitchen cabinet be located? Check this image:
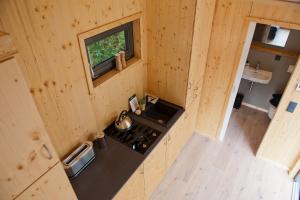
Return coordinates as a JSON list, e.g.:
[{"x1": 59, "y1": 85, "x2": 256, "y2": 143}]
[
  {"x1": 0, "y1": 58, "x2": 59, "y2": 199},
  {"x1": 144, "y1": 135, "x2": 168, "y2": 199},
  {"x1": 113, "y1": 164, "x2": 145, "y2": 200},
  {"x1": 165, "y1": 116, "x2": 186, "y2": 169},
  {"x1": 166, "y1": 103, "x2": 197, "y2": 169},
  {"x1": 115, "y1": 99, "x2": 199, "y2": 199},
  {"x1": 15, "y1": 164, "x2": 77, "y2": 200}
]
